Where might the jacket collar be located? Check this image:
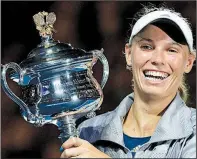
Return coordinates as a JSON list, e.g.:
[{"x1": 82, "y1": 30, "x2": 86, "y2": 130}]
[
  {"x1": 149, "y1": 93, "x2": 193, "y2": 143},
  {"x1": 79, "y1": 93, "x2": 193, "y2": 146}
]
